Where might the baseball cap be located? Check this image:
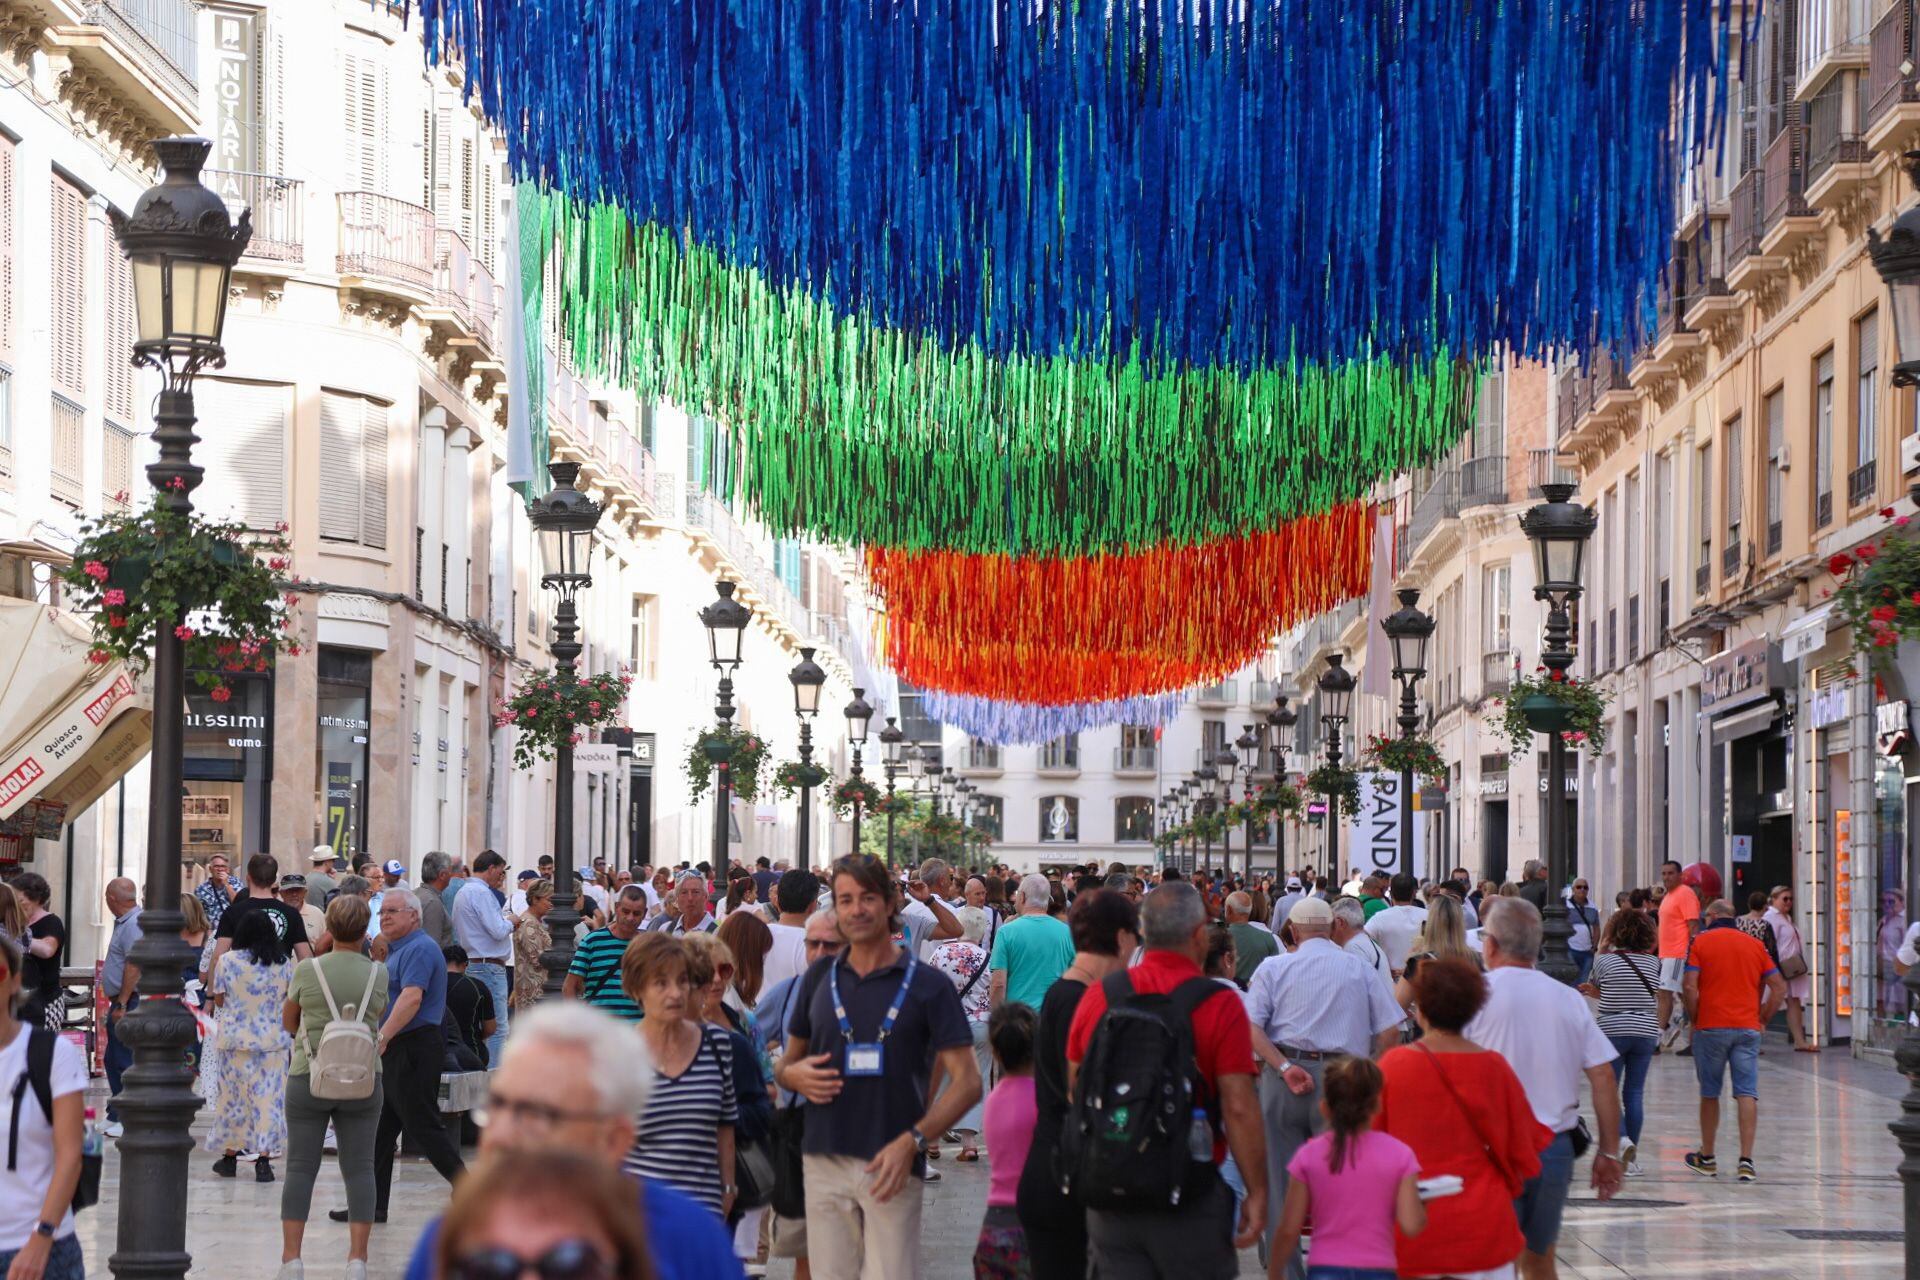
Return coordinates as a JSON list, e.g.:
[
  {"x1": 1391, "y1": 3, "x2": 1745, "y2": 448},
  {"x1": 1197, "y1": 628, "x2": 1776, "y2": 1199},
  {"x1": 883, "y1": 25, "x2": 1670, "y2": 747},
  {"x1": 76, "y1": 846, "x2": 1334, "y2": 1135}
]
[
  {"x1": 1287, "y1": 897, "x2": 1334, "y2": 926},
  {"x1": 383, "y1": 859, "x2": 405, "y2": 876},
  {"x1": 577, "y1": 867, "x2": 596, "y2": 882},
  {"x1": 517, "y1": 869, "x2": 540, "y2": 882},
  {"x1": 277, "y1": 873, "x2": 306, "y2": 890},
  {"x1": 1284, "y1": 877, "x2": 1303, "y2": 892},
  {"x1": 310, "y1": 845, "x2": 336, "y2": 863}
]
